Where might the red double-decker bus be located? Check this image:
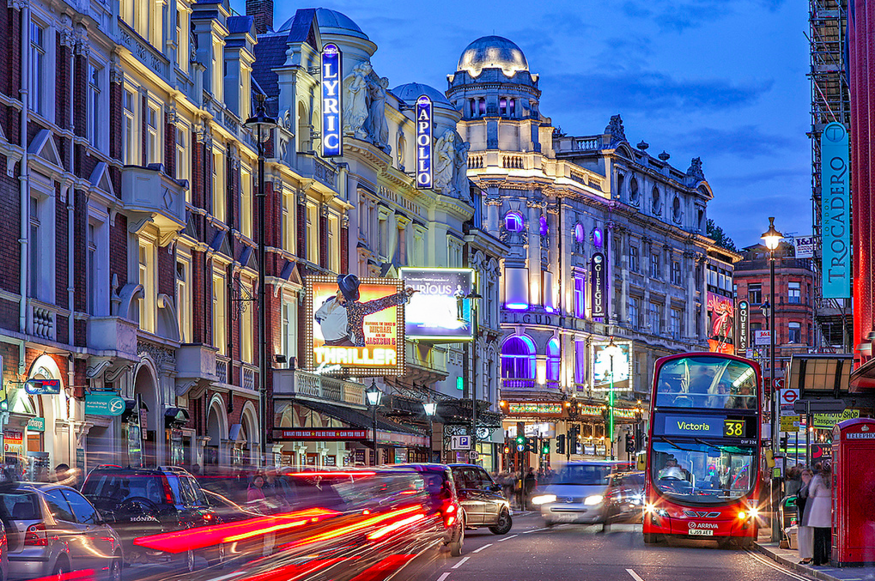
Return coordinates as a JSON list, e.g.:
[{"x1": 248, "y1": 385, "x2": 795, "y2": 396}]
[{"x1": 641, "y1": 352, "x2": 764, "y2": 548}]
